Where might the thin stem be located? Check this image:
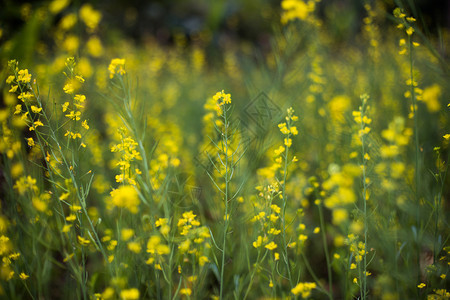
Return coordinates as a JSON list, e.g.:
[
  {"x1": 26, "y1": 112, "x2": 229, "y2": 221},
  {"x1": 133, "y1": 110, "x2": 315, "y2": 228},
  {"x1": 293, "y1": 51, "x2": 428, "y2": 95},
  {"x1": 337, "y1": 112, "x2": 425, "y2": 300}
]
[
  {"x1": 301, "y1": 253, "x2": 332, "y2": 298},
  {"x1": 318, "y1": 201, "x2": 333, "y2": 299},
  {"x1": 220, "y1": 104, "x2": 230, "y2": 300},
  {"x1": 243, "y1": 250, "x2": 262, "y2": 300},
  {"x1": 360, "y1": 100, "x2": 368, "y2": 300},
  {"x1": 281, "y1": 132, "x2": 294, "y2": 290},
  {"x1": 409, "y1": 34, "x2": 422, "y2": 284}
]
